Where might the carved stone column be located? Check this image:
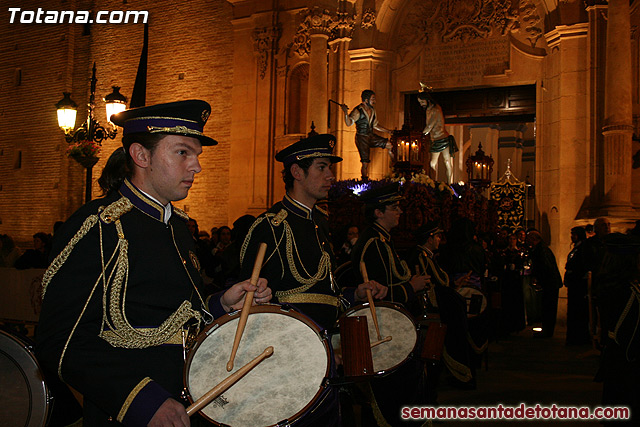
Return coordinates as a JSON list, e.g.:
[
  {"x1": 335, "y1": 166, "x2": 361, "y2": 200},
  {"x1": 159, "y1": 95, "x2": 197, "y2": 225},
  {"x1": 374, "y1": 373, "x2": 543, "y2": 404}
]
[
  {"x1": 601, "y1": 0, "x2": 634, "y2": 214},
  {"x1": 304, "y1": 8, "x2": 333, "y2": 133},
  {"x1": 328, "y1": 1, "x2": 355, "y2": 178}
]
